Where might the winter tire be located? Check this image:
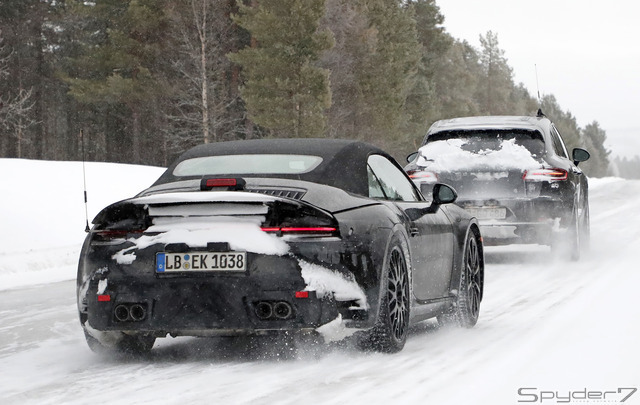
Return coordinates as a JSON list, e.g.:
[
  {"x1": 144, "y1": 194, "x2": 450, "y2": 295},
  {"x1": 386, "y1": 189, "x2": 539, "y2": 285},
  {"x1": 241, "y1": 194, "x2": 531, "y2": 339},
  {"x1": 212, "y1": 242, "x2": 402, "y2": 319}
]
[
  {"x1": 439, "y1": 229, "x2": 483, "y2": 328},
  {"x1": 358, "y1": 236, "x2": 410, "y2": 353}
]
